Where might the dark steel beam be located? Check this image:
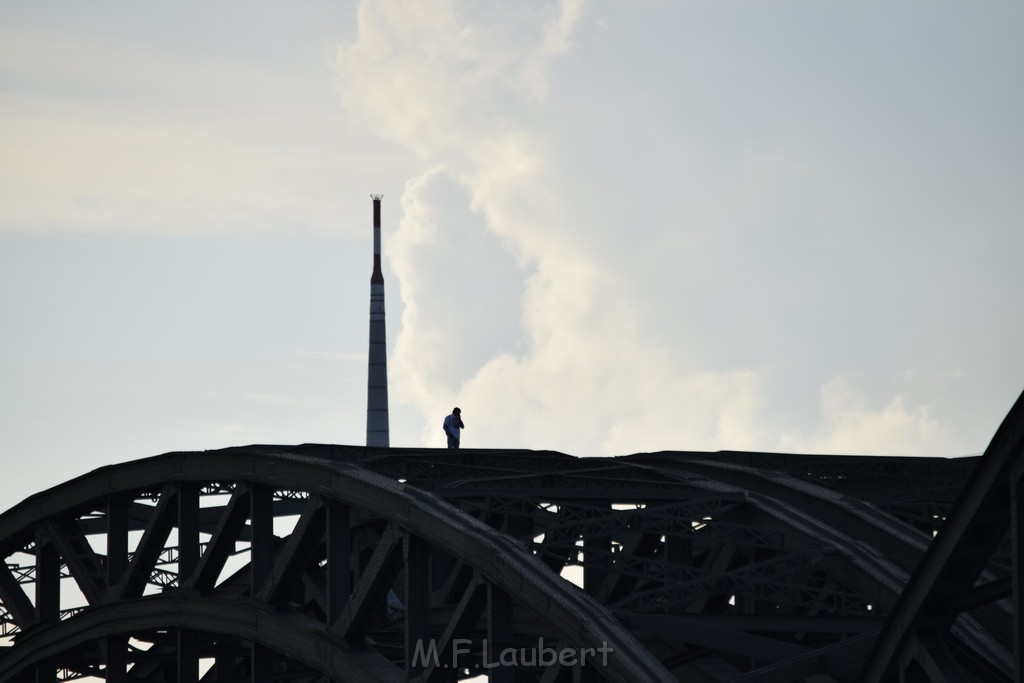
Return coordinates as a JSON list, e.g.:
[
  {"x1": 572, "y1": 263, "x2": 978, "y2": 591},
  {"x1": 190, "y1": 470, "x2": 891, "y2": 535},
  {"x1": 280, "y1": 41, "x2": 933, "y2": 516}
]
[
  {"x1": 330, "y1": 523, "x2": 402, "y2": 644},
  {"x1": 179, "y1": 482, "x2": 201, "y2": 581},
  {"x1": 326, "y1": 502, "x2": 351, "y2": 625},
  {"x1": 404, "y1": 533, "x2": 430, "y2": 678},
  {"x1": 185, "y1": 486, "x2": 251, "y2": 590},
  {"x1": 40, "y1": 515, "x2": 105, "y2": 606},
  {"x1": 422, "y1": 574, "x2": 486, "y2": 682},
  {"x1": 250, "y1": 485, "x2": 274, "y2": 595},
  {"x1": 255, "y1": 496, "x2": 325, "y2": 607},
  {"x1": 618, "y1": 612, "x2": 885, "y2": 634},
  {"x1": 7, "y1": 443, "x2": 981, "y2": 681},
  {"x1": 487, "y1": 584, "x2": 514, "y2": 683},
  {"x1": 104, "y1": 634, "x2": 128, "y2": 683},
  {"x1": 251, "y1": 643, "x2": 272, "y2": 683},
  {"x1": 179, "y1": 628, "x2": 199, "y2": 683},
  {"x1": 583, "y1": 504, "x2": 611, "y2": 599},
  {"x1": 728, "y1": 630, "x2": 878, "y2": 683},
  {"x1": 0, "y1": 594, "x2": 402, "y2": 683},
  {"x1": 111, "y1": 485, "x2": 178, "y2": 601},
  {"x1": 107, "y1": 493, "x2": 129, "y2": 590},
  {"x1": 0, "y1": 556, "x2": 35, "y2": 628},
  {"x1": 35, "y1": 530, "x2": 59, "y2": 624},
  {"x1": 861, "y1": 389, "x2": 1024, "y2": 681}
]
